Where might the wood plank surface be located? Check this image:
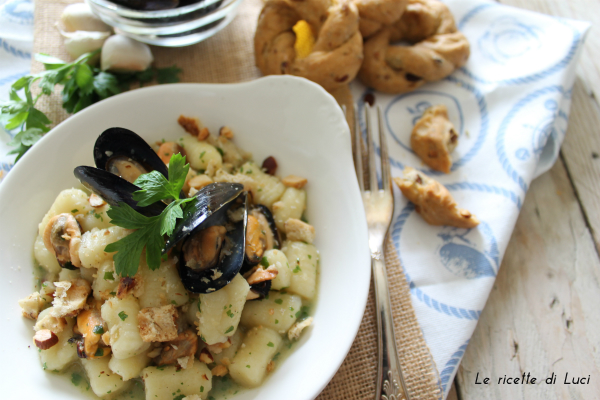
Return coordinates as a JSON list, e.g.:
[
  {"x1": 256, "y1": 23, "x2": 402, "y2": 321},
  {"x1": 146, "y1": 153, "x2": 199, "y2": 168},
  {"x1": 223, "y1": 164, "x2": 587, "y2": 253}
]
[{"x1": 455, "y1": 0, "x2": 600, "y2": 398}]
